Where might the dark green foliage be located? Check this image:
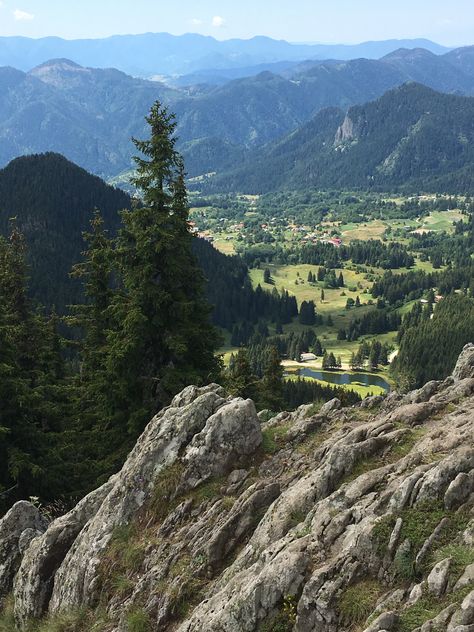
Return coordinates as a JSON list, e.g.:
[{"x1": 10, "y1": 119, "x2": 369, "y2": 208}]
[
  {"x1": 0, "y1": 227, "x2": 69, "y2": 511},
  {"x1": 393, "y1": 293, "x2": 474, "y2": 388},
  {"x1": 299, "y1": 300, "x2": 317, "y2": 325},
  {"x1": 226, "y1": 348, "x2": 258, "y2": 401},
  {"x1": 0, "y1": 153, "x2": 131, "y2": 311},
  {"x1": 259, "y1": 347, "x2": 285, "y2": 411},
  {"x1": 347, "y1": 309, "x2": 401, "y2": 341},
  {"x1": 87, "y1": 102, "x2": 222, "y2": 437},
  {"x1": 283, "y1": 379, "x2": 360, "y2": 410},
  {"x1": 239, "y1": 238, "x2": 414, "y2": 270},
  {"x1": 193, "y1": 239, "x2": 298, "y2": 333}
]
